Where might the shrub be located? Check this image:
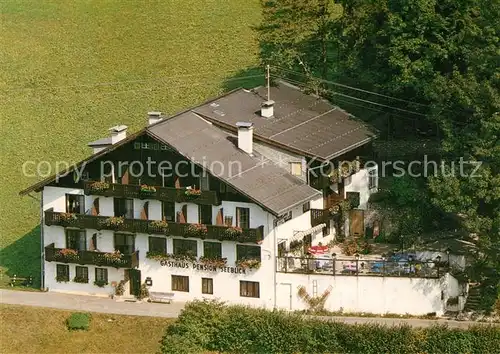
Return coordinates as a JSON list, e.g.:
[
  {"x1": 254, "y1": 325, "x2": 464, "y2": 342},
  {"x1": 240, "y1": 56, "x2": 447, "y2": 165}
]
[
  {"x1": 159, "y1": 301, "x2": 500, "y2": 354},
  {"x1": 67, "y1": 312, "x2": 91, "y2": 331}
]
